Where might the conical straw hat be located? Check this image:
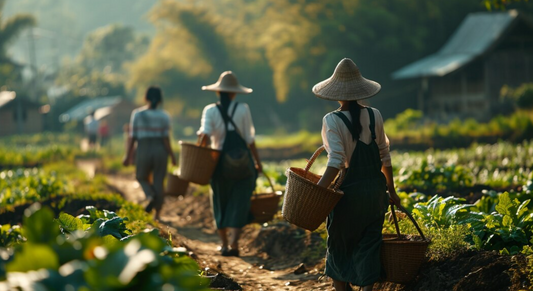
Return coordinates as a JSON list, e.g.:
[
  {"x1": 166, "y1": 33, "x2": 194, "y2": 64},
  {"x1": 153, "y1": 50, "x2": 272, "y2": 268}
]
[
  {"x1": 202, "y1": 71, "x2": 252, "y2": 94},
  {"x1": 312, "y1": 58, "x2": 381, "y2": 101}
]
